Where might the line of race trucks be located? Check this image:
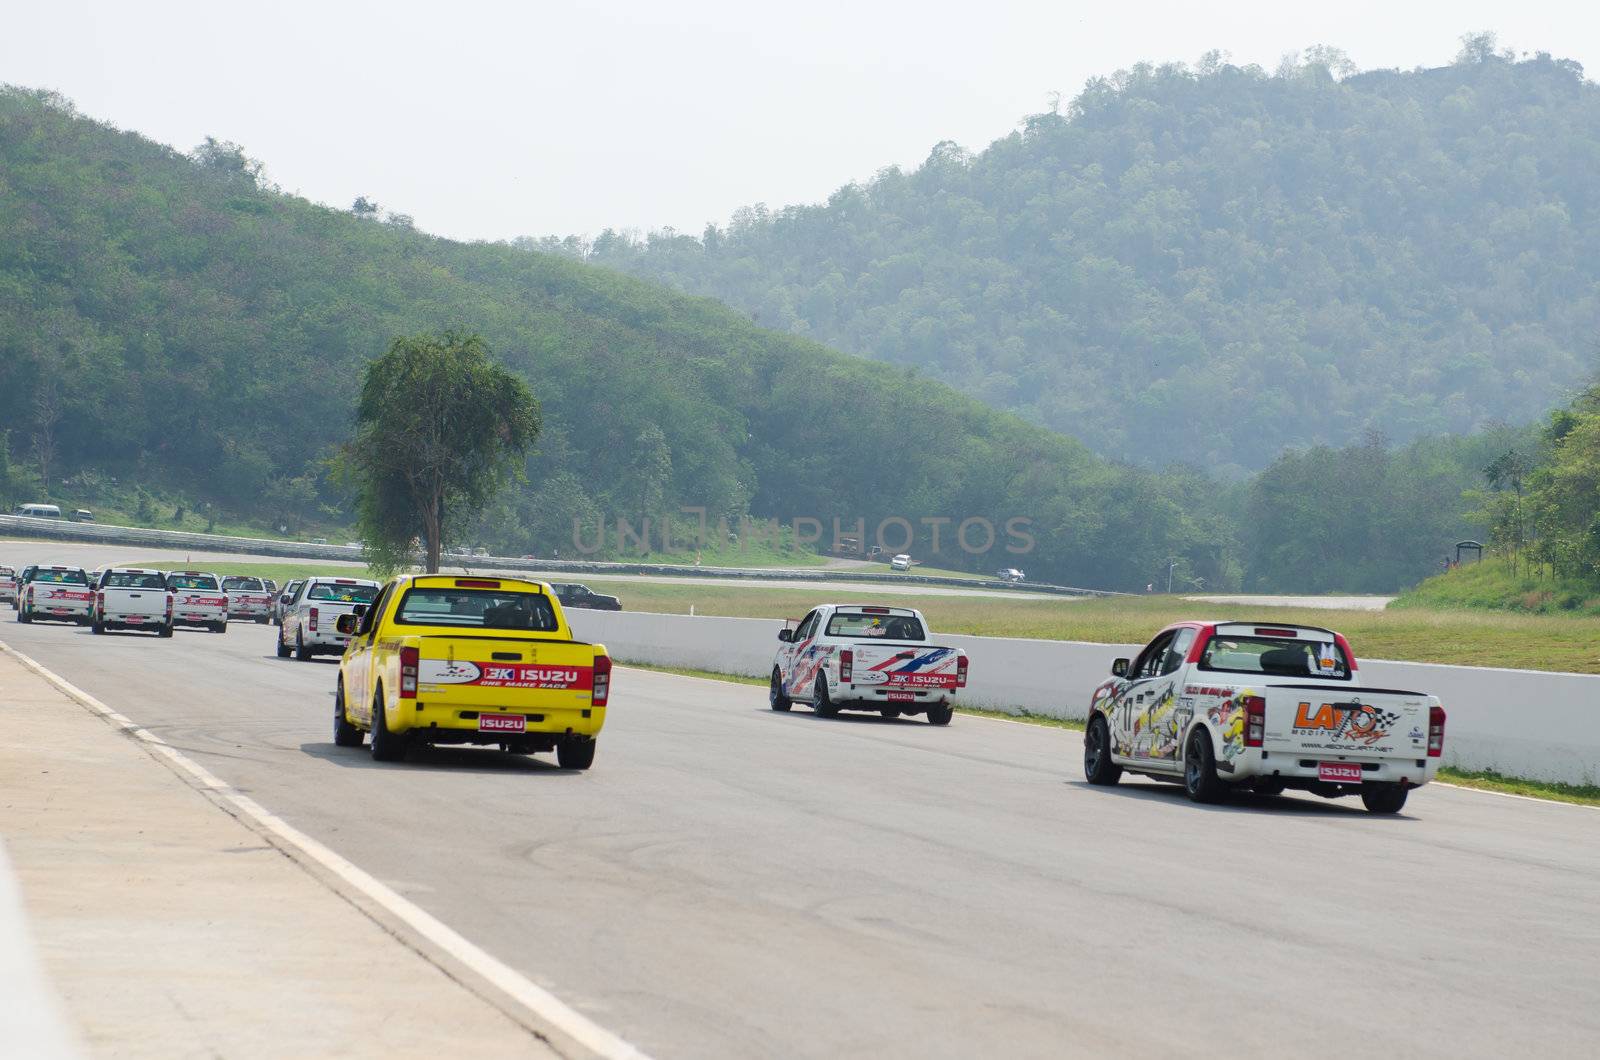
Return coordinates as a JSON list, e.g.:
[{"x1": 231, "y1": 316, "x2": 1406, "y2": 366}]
[{"x1": 0, "y1": 560, "x2": 1446, "y2": 812}]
